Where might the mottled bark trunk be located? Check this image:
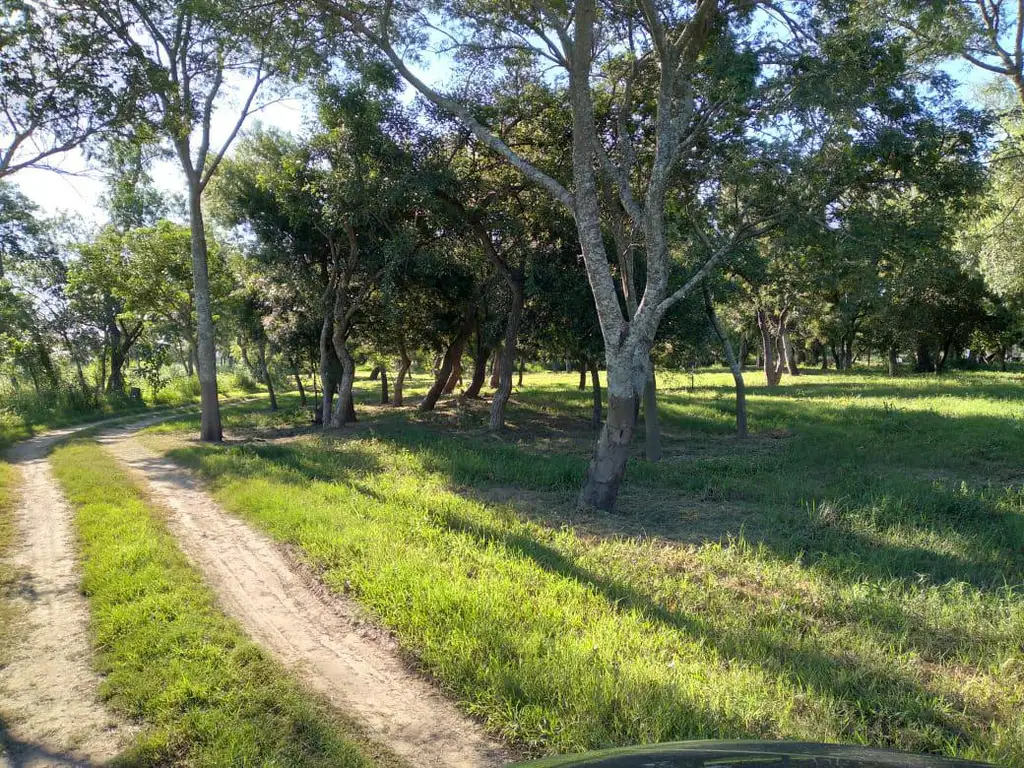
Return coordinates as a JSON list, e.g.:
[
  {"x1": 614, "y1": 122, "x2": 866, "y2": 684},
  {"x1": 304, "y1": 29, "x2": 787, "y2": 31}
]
[
  {"x1": 489, "y1": 346, "x2": 501, "y2": 388},
  {"x1": 489, "y1": 281, "x2": 524, "y2": 432},
  {"x1": 589, "y1": 361, "x2": 602, "y2": 431},
  {"x1": 331, "y1": 343, "x2": 356, "y2": 426},
  {"x1": 578, "y1": 385, "x2": 636, "y2": 511},
  {"x1": 186, "y1": 185, "x2": 222, "y2": 442}
]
